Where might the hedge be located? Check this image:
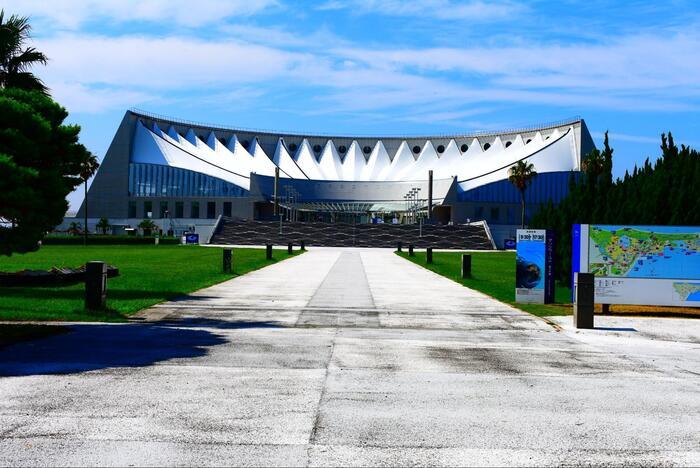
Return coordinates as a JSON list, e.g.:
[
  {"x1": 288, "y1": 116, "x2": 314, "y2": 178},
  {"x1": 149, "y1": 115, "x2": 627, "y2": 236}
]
[{"x1": 42, "y1": 235, "x2": 182, "y2": 245}]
